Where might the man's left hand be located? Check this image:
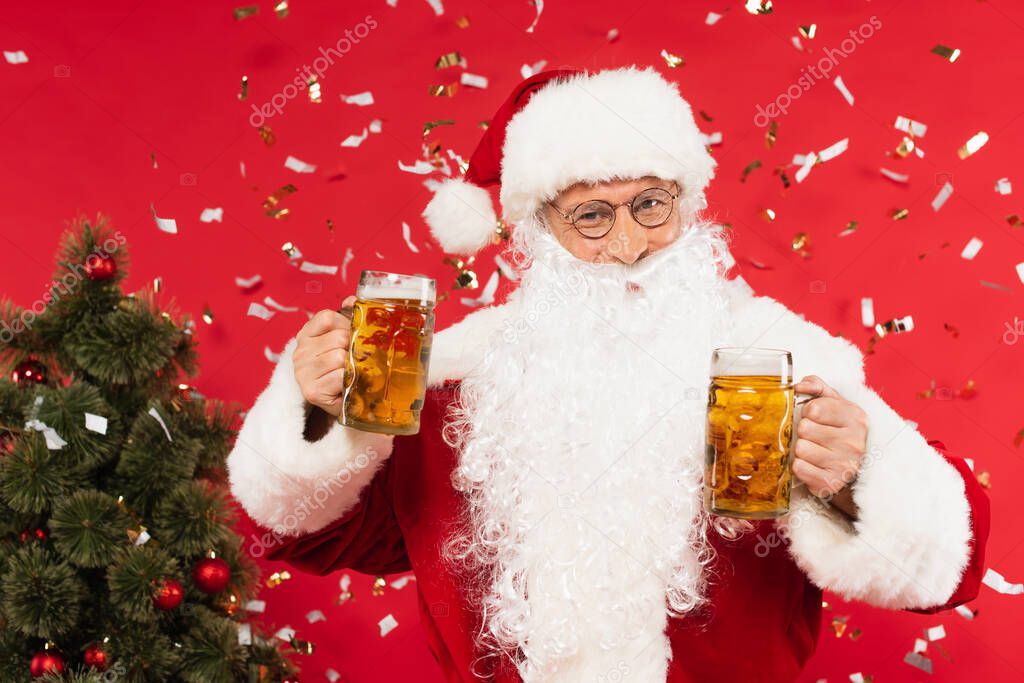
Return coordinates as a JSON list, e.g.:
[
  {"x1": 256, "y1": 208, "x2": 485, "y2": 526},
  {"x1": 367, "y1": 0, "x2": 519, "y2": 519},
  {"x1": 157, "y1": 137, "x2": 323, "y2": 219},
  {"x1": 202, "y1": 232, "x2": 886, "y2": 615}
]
[{"x1": 792, "y1": 375, "x2": 868, "y2": 517}]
